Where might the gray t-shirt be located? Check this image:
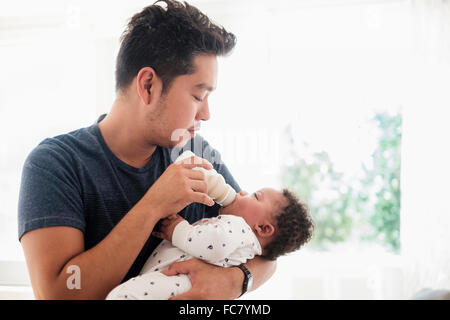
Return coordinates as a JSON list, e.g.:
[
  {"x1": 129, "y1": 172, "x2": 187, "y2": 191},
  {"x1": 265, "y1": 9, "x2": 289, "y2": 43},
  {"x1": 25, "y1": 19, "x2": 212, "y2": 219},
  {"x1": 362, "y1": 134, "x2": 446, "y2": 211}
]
[{"x1": 17, "y1": 114, "x2": 241, "y2": 282}]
